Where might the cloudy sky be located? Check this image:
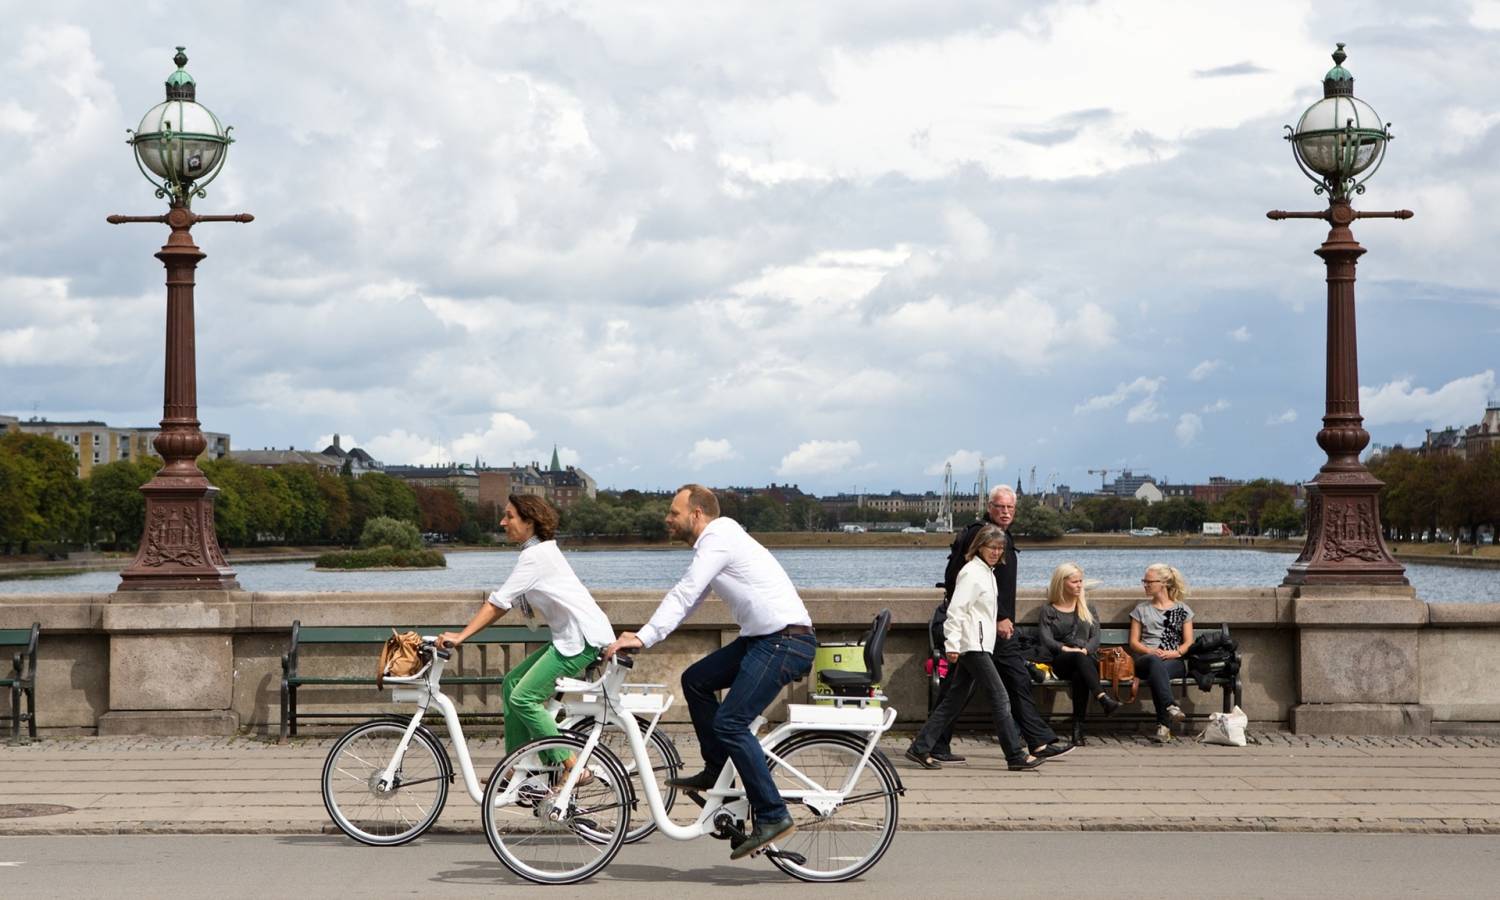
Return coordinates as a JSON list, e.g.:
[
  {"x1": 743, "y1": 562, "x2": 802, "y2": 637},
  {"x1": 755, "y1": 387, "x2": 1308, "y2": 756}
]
[{"x1": 3, "y1": 1, "x2": 1497, "y2": 495}]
